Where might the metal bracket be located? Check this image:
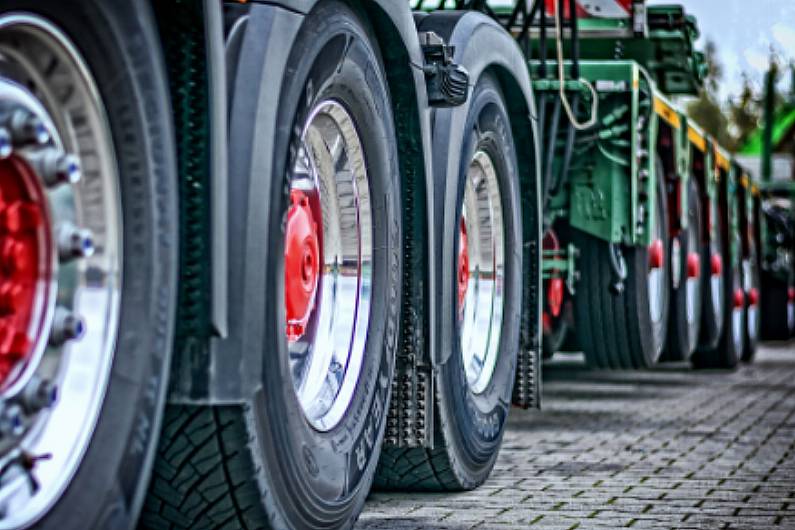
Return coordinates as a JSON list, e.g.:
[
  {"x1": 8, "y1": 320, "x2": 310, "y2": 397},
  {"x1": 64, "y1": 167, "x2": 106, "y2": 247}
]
[{"x1": 418, "y1": 31, "x2": 469, "y2": 108}]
